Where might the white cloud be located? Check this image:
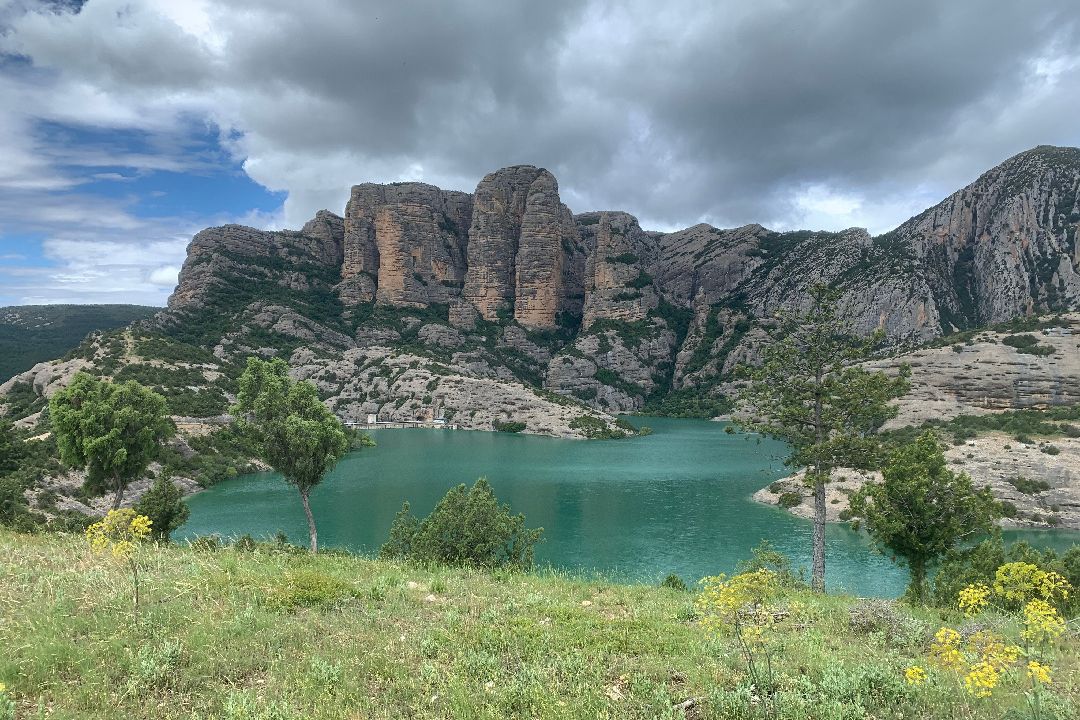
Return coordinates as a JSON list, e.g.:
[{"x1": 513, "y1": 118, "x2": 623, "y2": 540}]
[{"x1": 148, "y1": 265, "x2": 180, "y2": 286}]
